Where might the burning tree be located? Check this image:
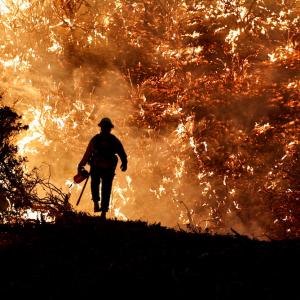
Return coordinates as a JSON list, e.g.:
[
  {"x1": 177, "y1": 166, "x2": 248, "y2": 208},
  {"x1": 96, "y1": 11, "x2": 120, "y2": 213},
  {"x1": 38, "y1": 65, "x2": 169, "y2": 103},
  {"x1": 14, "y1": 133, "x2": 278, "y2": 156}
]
[{"x1": 0, "y1": 0, "x2": 299, "y2": 238}]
